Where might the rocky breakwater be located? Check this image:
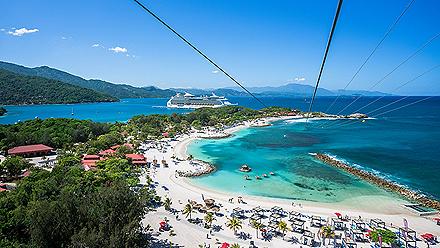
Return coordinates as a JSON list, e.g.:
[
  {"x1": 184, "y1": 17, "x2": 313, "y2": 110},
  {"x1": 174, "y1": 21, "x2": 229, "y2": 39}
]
[
  {"x1": 176, "y1": 159, "x2": 216, "y2": 178},
  {"x1": 304, "y1": 112, "x2": 368, "y2": 119},
  {"x1": 314, "y1": 153, "x2": 440, "y2": 211}
]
